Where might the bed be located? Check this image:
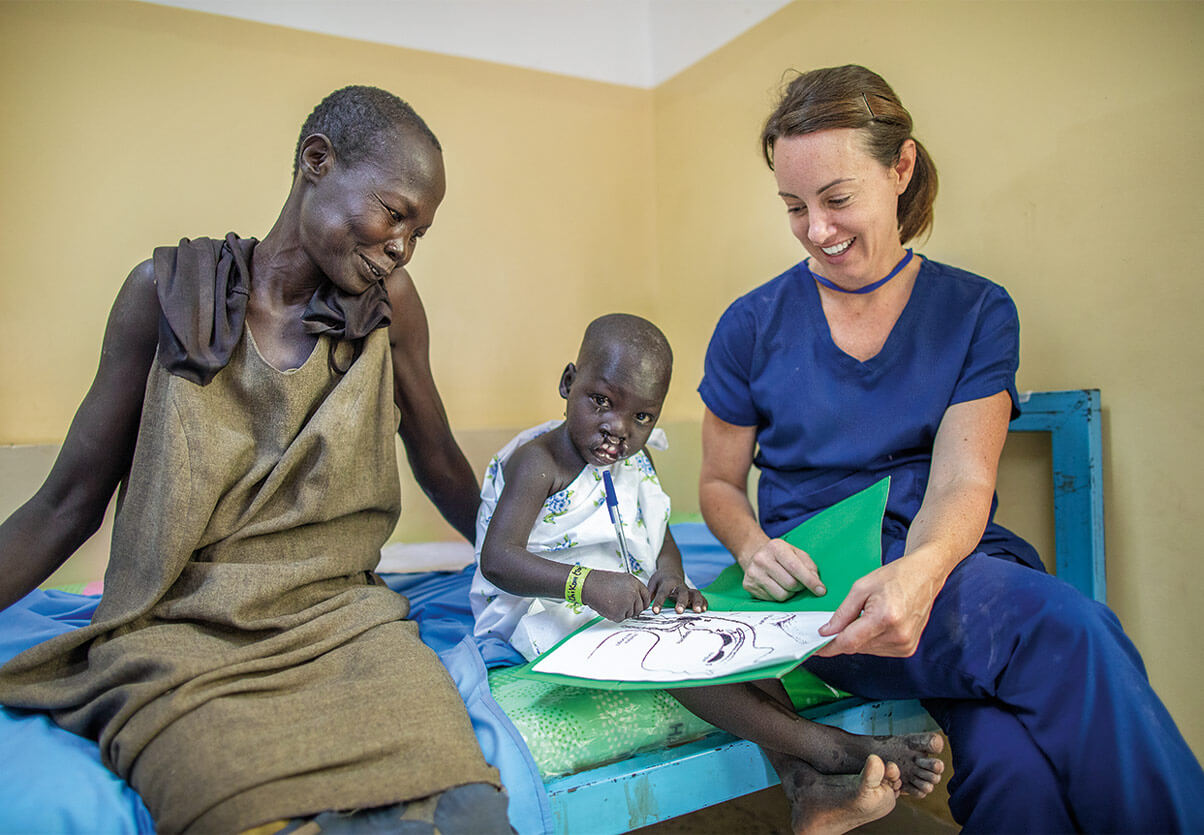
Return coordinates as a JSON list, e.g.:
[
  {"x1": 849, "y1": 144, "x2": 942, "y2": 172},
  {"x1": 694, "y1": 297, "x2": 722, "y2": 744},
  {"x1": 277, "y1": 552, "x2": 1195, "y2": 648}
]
[{"x1": 0, "y1": 390, "x2": 1104, "y2": 834}]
